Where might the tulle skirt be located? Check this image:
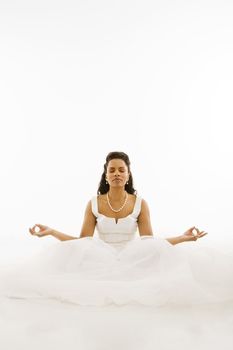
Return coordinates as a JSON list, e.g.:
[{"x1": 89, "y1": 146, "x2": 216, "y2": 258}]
[{"x1": 1, "y1": 235, "x2": 233, "y2": 307}]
